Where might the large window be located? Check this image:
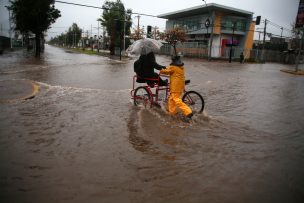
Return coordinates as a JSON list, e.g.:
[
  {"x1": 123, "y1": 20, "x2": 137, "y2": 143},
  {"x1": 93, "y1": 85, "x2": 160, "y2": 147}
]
[
  {"x1": 173, "y1": 17, "x2": 201, "y2": 31},
  {"x1": 222, "y1": 18, "x2": 247, "y2": 32}
]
